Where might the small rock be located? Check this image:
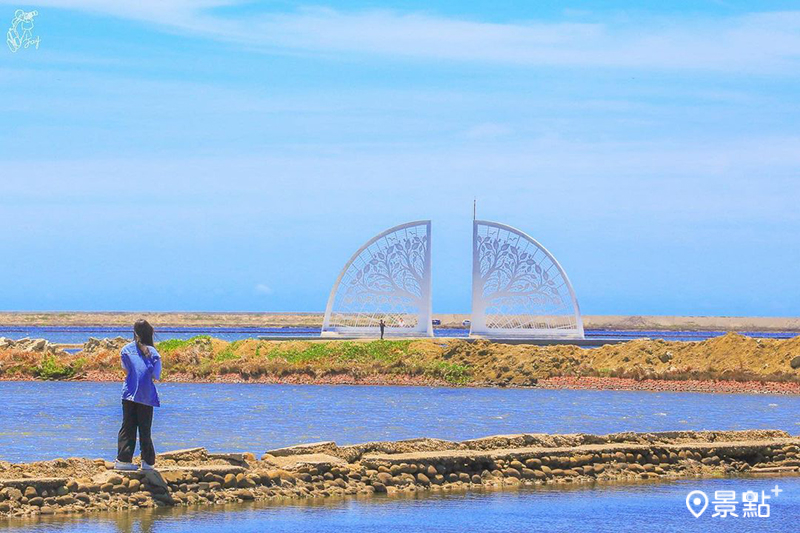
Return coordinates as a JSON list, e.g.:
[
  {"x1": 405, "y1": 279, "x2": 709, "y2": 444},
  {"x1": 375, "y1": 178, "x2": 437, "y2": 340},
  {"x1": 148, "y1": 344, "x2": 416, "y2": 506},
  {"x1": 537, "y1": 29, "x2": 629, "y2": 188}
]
[
  {"x1": 525, "y1": 458, "x2": 542, "y2": 469},
  {"x1": 28, "y1": 496, "x2": 44, "y2": 507},
  {"x1": 790, "y1": 356, "x2": 800, "y2": 370},
  {"x1": 3, "y1": 488, "x2": 22, "y2": 502},
  {"x1": 236, "y1": 489, "x2": 254, "y2": 501},
  {"x1": 24, "y1": 487, "x2": 38, "y2": 499}
]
